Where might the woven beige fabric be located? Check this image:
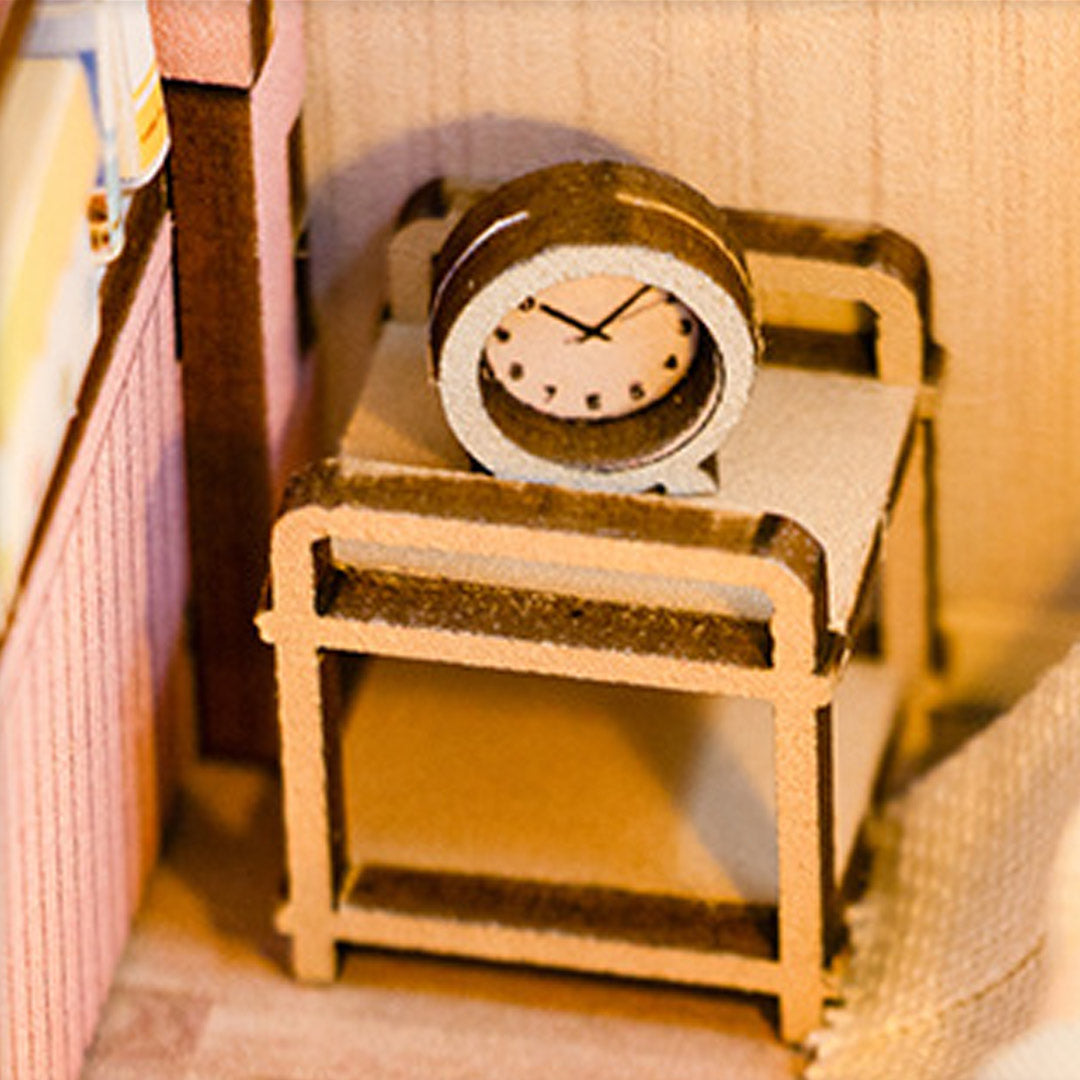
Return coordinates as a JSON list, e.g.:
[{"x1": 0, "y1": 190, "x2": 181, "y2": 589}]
[{"x1": 808, "y1": 645, "x2": 1080, "y2": 1080}]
